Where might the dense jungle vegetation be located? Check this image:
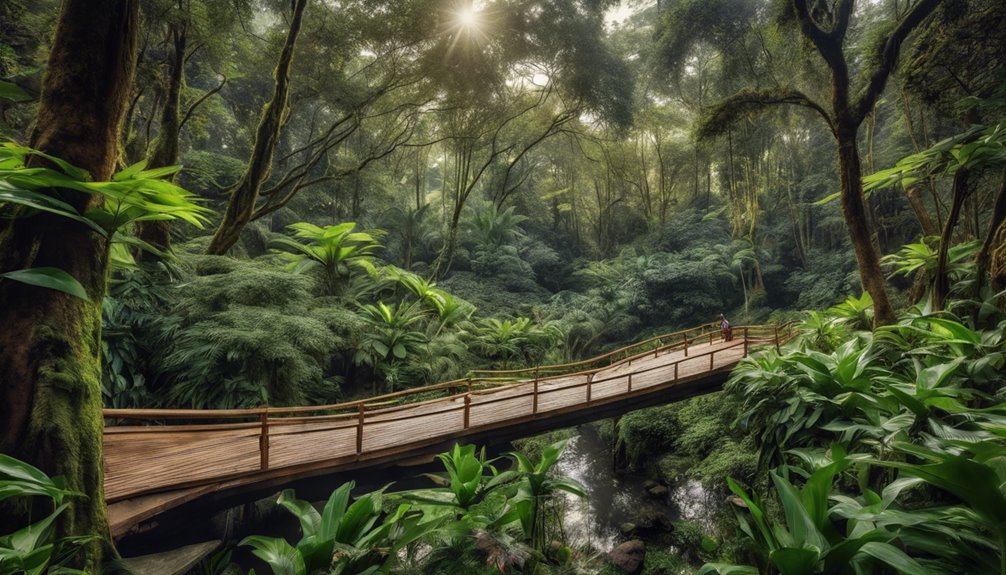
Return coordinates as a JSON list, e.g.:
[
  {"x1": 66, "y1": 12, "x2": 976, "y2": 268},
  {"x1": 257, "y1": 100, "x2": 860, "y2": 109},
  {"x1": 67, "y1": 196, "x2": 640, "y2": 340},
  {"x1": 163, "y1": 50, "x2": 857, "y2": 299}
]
[{"x1": 1, "y1": 0, "x2": 1005, "y2": 573}]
